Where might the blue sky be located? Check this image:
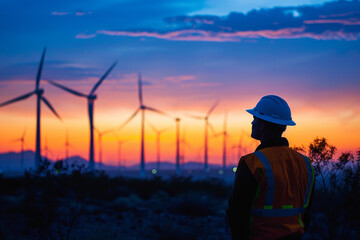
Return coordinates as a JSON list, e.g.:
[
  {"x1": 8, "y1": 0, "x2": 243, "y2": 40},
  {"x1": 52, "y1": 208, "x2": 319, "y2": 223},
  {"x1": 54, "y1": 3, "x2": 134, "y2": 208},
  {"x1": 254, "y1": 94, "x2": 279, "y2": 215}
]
[{"x1": 0, "y1": 0, "x2": 359, "y2": 161}]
